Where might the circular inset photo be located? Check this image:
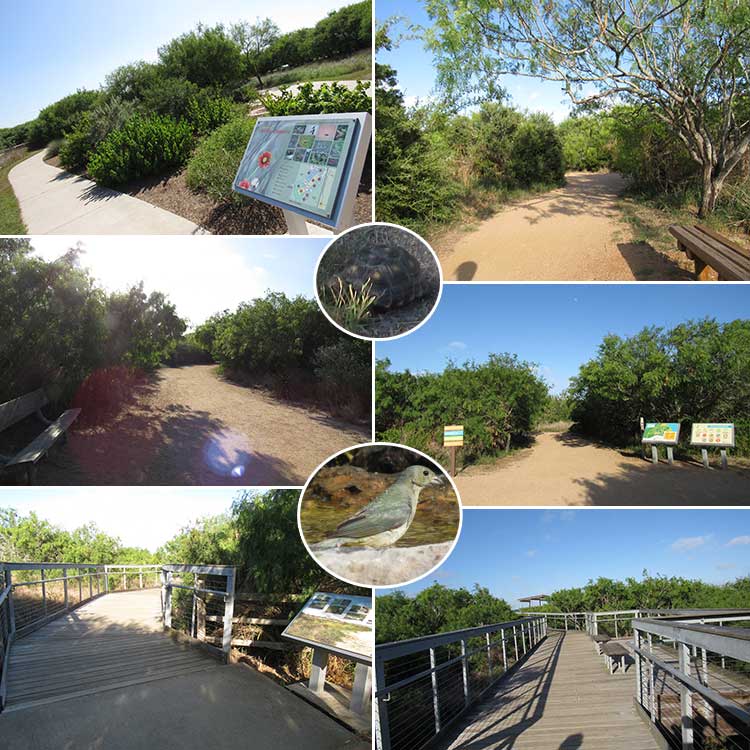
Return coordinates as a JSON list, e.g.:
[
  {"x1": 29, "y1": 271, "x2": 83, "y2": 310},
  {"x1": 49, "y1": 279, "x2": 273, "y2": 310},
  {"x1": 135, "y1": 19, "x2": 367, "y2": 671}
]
[
  {"x1": 299, "y1": 443, "x2": 462, "y2": 588},
  {"x1": 315, "y1": 222, "x2": 442, "y2": 340}
]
